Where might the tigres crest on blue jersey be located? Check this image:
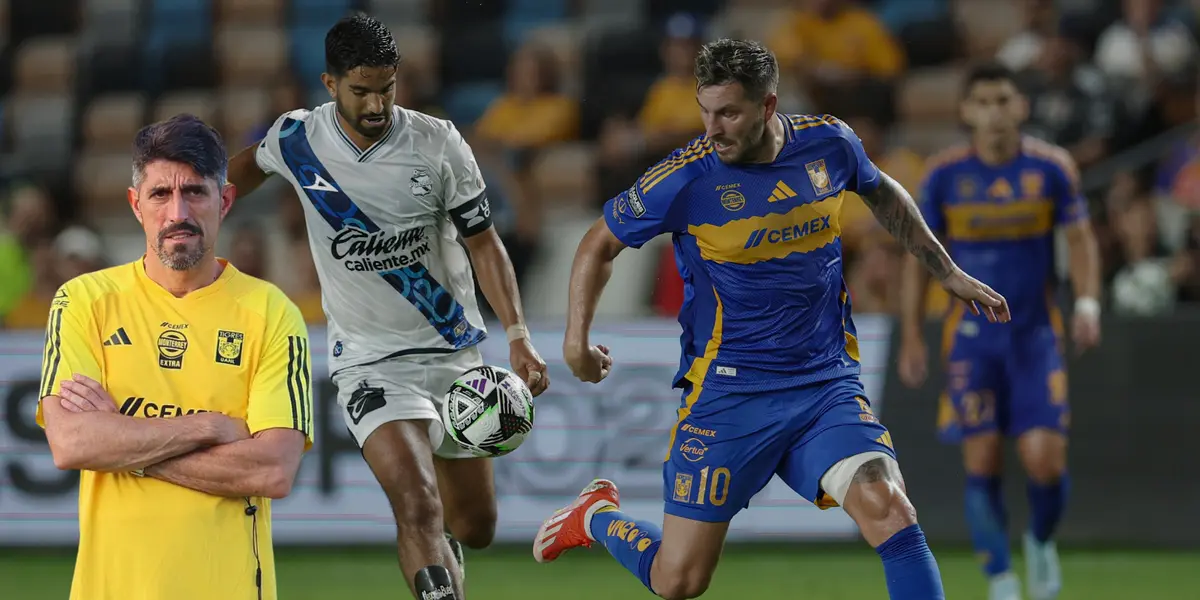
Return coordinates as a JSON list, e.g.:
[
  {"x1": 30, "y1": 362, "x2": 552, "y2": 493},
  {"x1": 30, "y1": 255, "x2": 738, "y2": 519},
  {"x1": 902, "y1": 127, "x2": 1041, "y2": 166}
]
[{"x1": 603, "y1": 114, "x2": 880, "y2": 393}]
